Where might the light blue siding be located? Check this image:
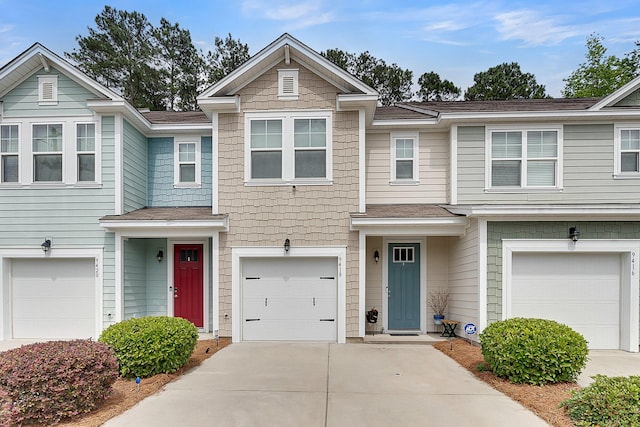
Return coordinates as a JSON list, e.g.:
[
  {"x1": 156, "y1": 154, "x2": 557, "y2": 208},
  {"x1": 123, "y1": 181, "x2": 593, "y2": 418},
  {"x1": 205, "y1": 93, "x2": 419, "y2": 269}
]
[
  {"x1": 146, "y1": 239, "x2": 168, "y2": 316},
  {"x1": 124, "y1": 239, "x2": 147, "y2": 319},
  {"x1": 147, "y1": 136, "x2": 212, "y2": 206},
  {"x1": 0, "y1": 114, "x2": 117, "y2": 330},
  {"x1": 123, "y1": 120, "x2": 147, "y2": 212},
  {"x1": 2, "y1": 67, "x2": 97, "y2": 117}
]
